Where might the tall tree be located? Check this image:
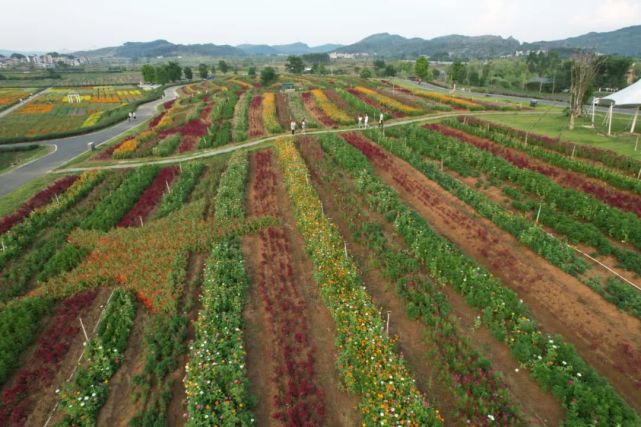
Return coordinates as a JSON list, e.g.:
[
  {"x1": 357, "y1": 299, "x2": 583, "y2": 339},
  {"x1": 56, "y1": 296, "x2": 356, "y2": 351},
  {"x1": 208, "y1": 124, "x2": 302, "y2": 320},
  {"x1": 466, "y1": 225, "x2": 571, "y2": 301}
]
[
  {"x1": 286, "y1": 56, "x2": 305, "y2": 74},
  {"x1": 141, "y1": 64, "x2": 156, "y2": 83},
  {"x1": 183, "y1": 66, "x2": 193, "y2": 80},
  {"x1": 165, "y1": 62, "x2": 182, "y2": 82},
  {"x1": 155, "y1": 66, "x2": 170, "y2": 85},
  {"x1": 569, "y1": 52, "x2": 603, "y2": 130},
  {"x1": 218, "y1": 60, "x2": 230, "y2": 74},
  {"x1": 449, "y1": 59, "x2": 467, "y2": 83},
  {"x1": 248, "y1": 67, "x2": 257, "y2": 77},
  {"x1": 198, "y1": 63, "x2": 209, "y2": 79},
  {"x1": 414, "y1": 56, "x2": 430, "y2": 81},
  {"x1": 260, "y1": 67, "x2": 278, "y2": 86}
]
